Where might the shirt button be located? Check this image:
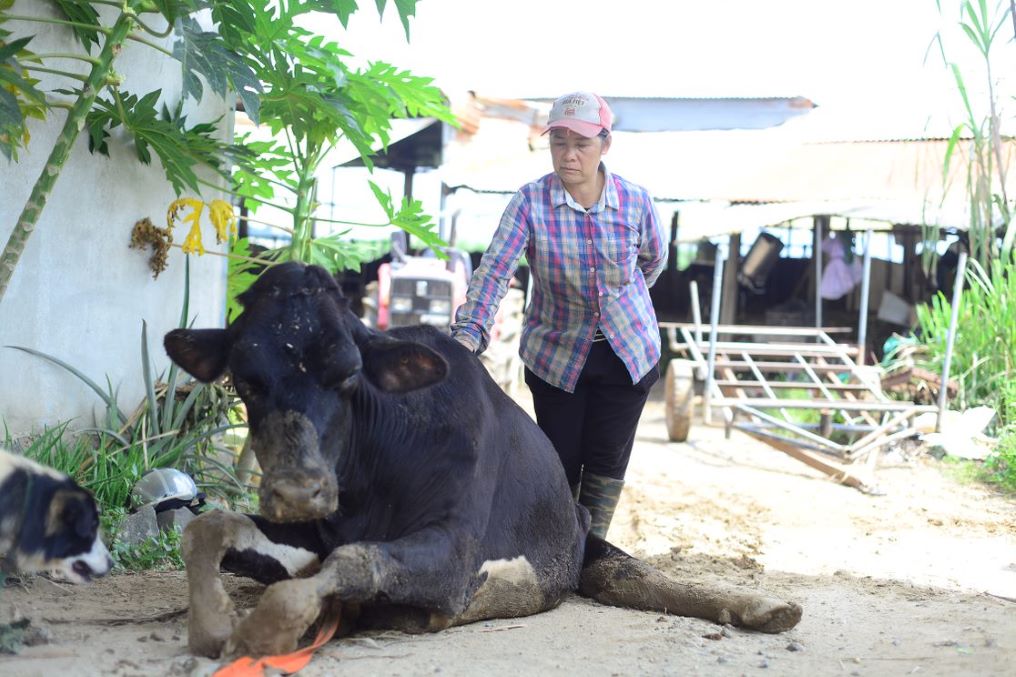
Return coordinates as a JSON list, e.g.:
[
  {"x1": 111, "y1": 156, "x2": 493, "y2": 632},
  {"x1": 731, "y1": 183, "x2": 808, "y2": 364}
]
[
  {"x1": 586, "y1": 239, "x2": 592, "y2": 244},
  {"x1": 594, "y1": 312, "x2": 600, "y2": 317},
  {"x1": 591, "y1": 266, "x2": 596, "y2": 272}
]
